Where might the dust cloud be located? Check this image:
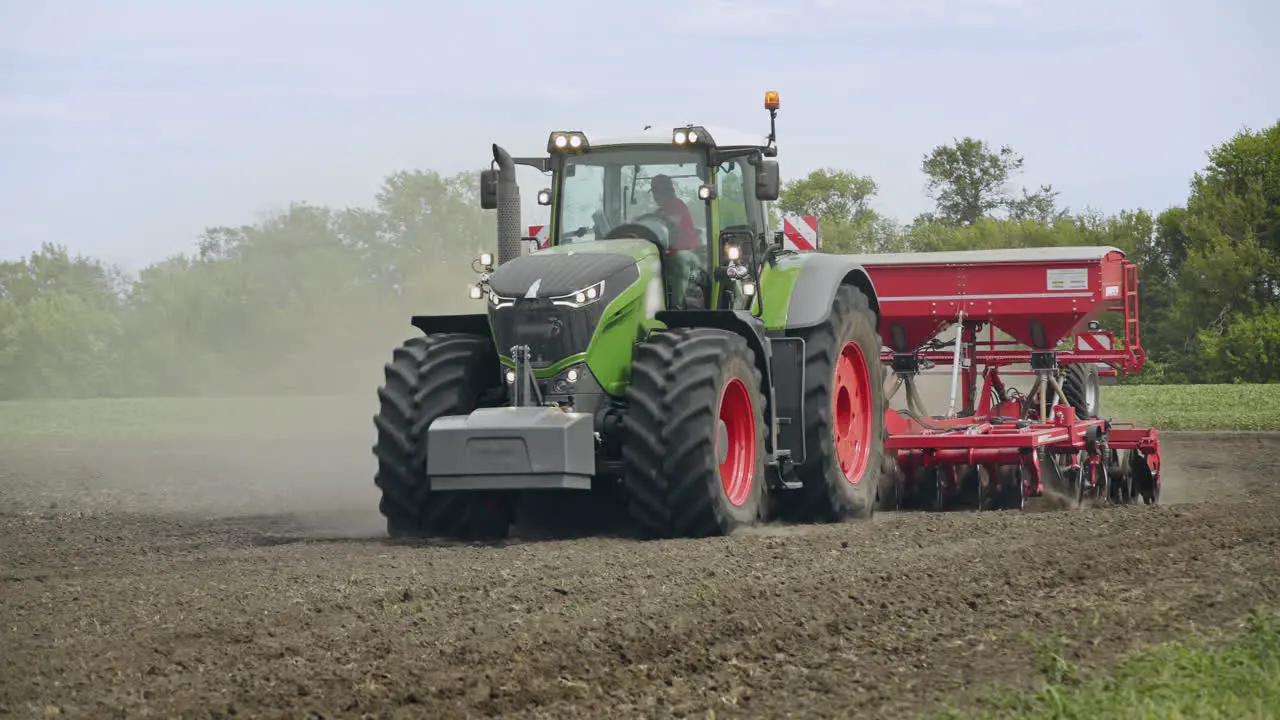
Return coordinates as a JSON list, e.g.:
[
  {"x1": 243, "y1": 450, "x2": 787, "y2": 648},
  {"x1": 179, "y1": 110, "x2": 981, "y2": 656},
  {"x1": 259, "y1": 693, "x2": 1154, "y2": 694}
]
[{"x1": 2, "y1": 270, "x2": 489, "y2": 540}]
